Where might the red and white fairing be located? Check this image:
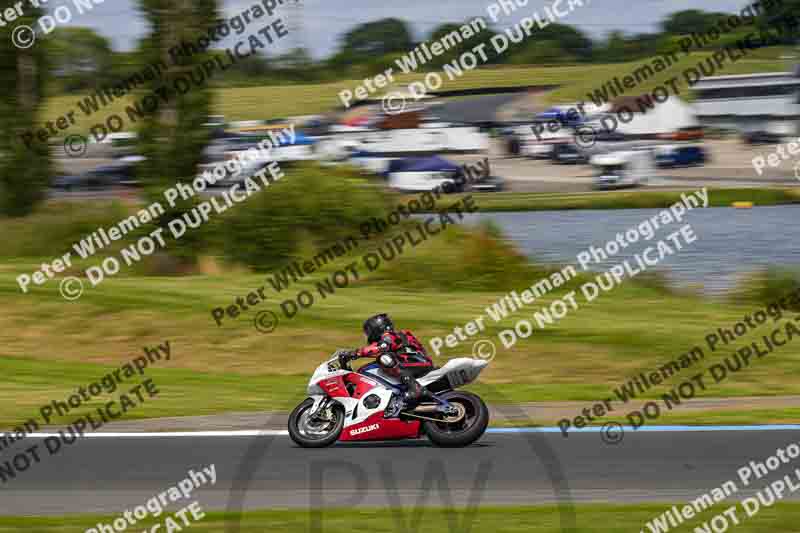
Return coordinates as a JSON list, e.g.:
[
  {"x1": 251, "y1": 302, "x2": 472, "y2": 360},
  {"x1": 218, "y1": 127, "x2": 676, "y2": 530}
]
[
  {"x1": 308, "y1": 363, "x2": 420, "y2": 441},
  {"x1": 306, "y1": 357, "x2": 487, "y2": 442}
]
